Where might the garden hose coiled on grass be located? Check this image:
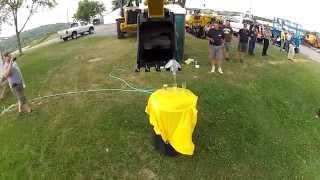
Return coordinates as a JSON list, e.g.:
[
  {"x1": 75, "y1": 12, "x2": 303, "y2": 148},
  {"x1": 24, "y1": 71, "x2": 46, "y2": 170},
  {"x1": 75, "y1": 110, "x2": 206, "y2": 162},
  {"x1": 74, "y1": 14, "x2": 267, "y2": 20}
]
[{"x1": 1, "y1": 69, "x2": 155, "y2": 116}]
